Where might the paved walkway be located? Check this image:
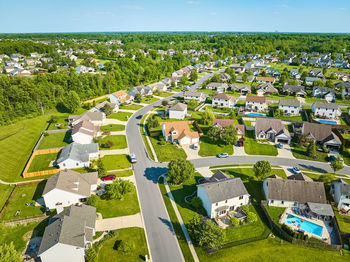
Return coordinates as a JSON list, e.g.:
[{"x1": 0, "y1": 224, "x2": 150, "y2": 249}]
[
  {"x1": 182, "y1": 144, "x2": 200, "y2": 160},
  {"x1": 277, "y1": 145, "x2": 295, "y2": 159},
  {"x1": 95, "y1": 213, "x2": 144, "y2": 231},
  {"x1": 233, "y1": 145, "x2": 247, "y2": 156},
  {"x1": 162, "y1": 176, "x2": 199, "y2": 262},
  {"x1": 104, "y1": 119, "x2": 127, "y2": 125},
  {"x1": 109, "y1": 130, "x2": 127, "y2": 135},
  {"x1": 99, "y1": 148, "x2": 129, "y2": 157}
]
